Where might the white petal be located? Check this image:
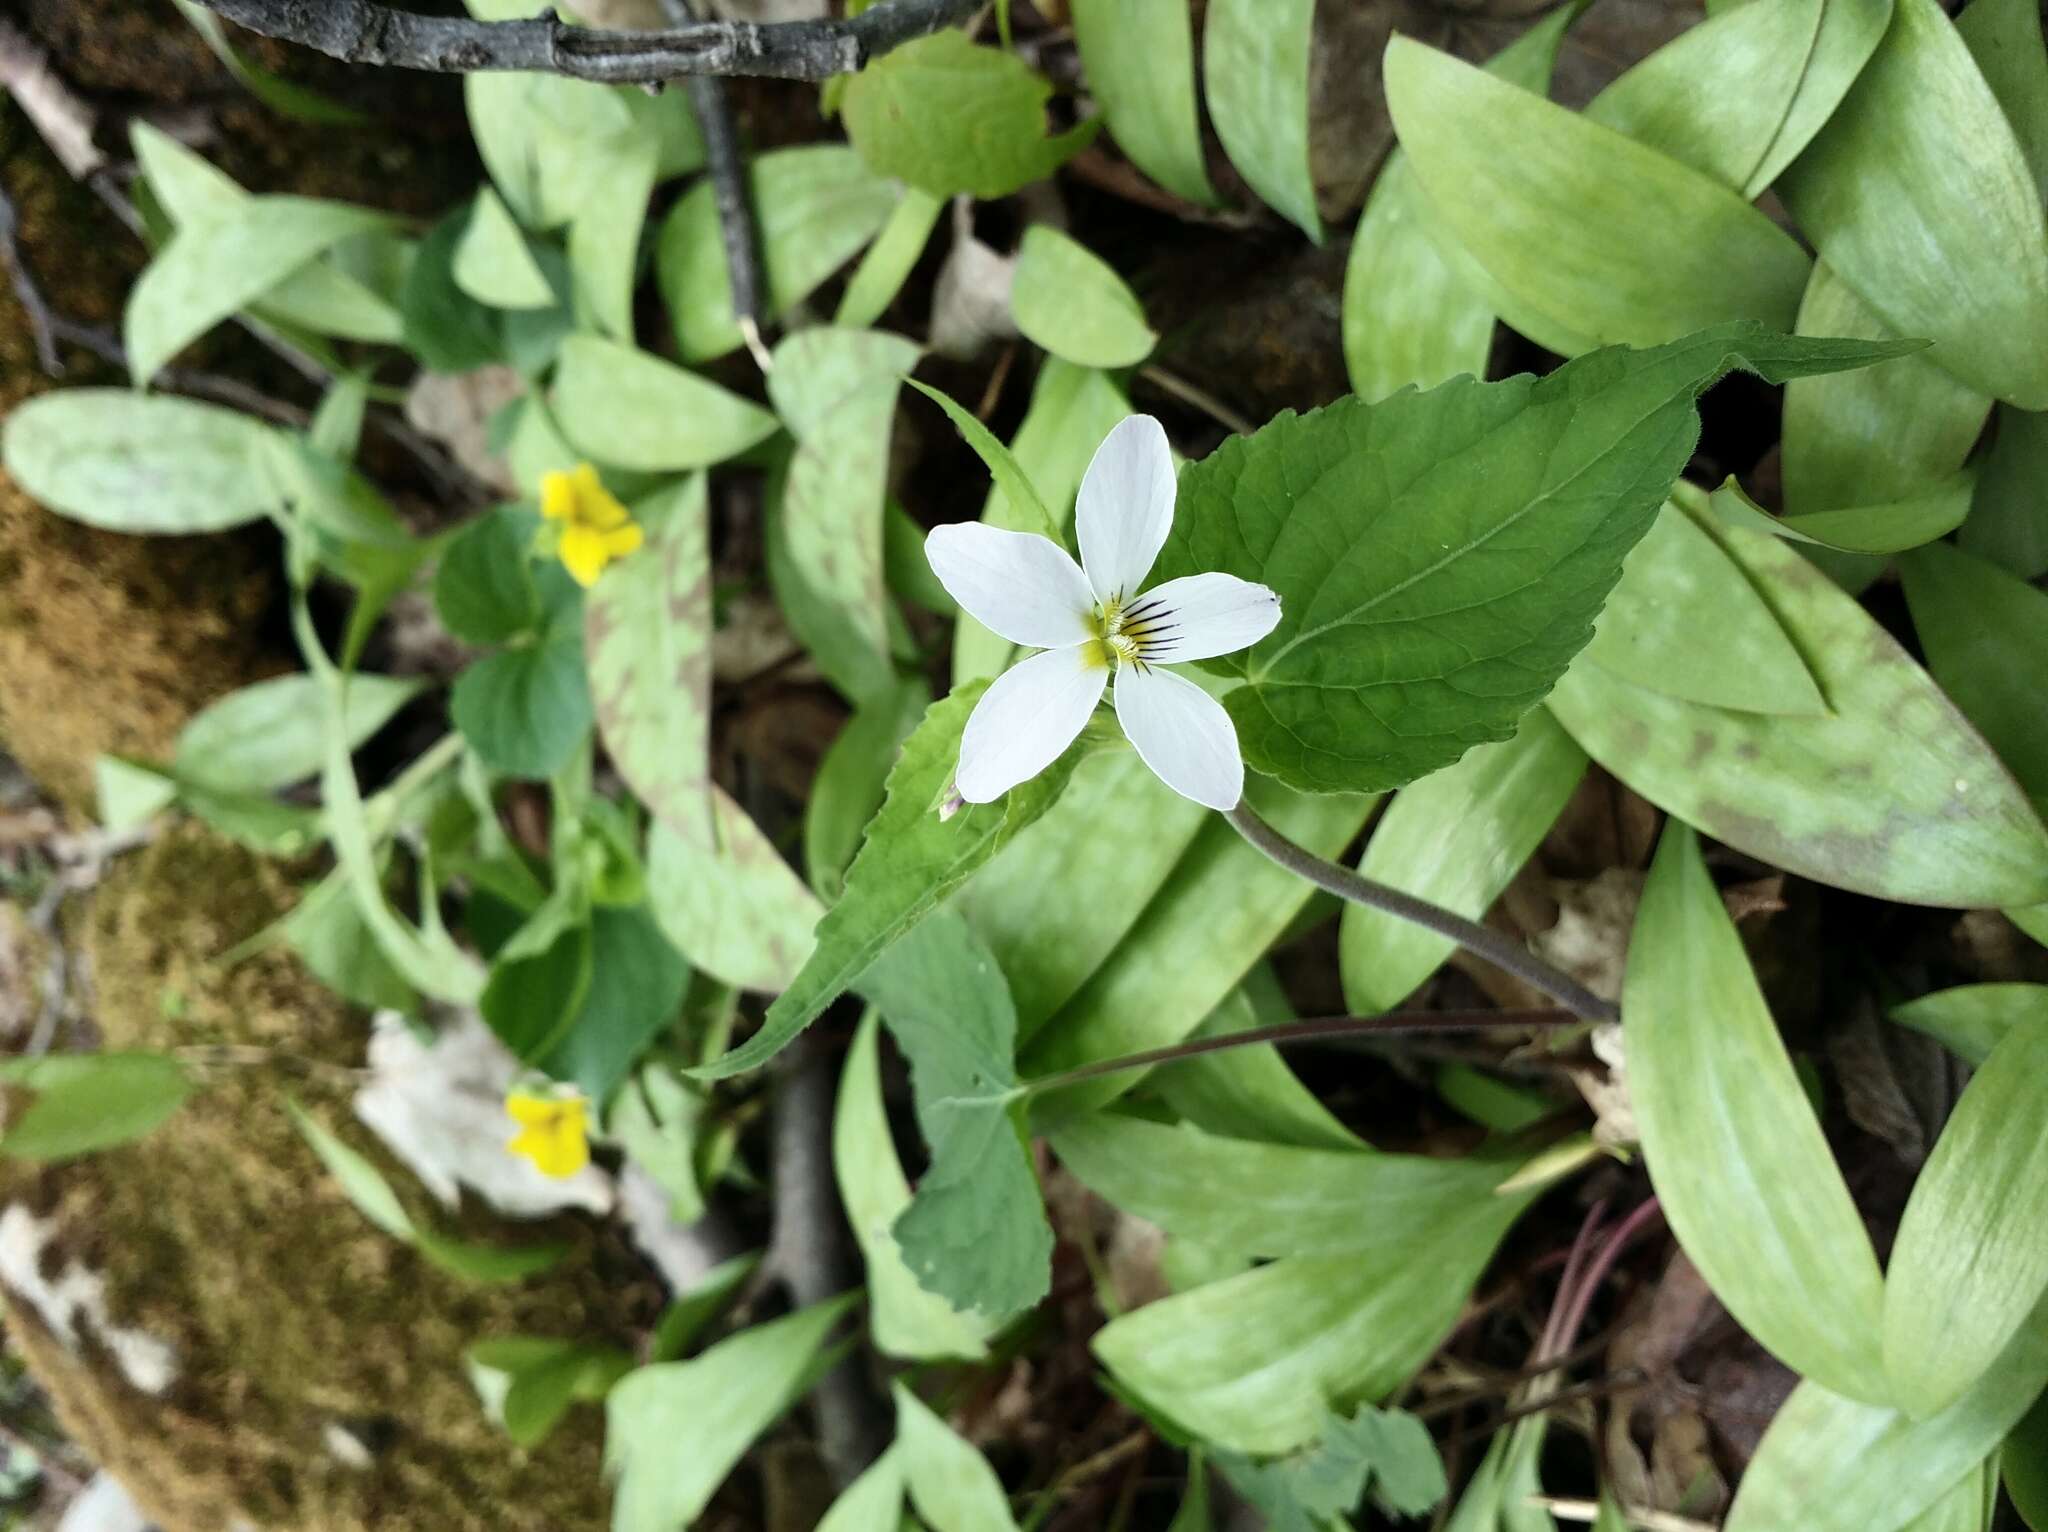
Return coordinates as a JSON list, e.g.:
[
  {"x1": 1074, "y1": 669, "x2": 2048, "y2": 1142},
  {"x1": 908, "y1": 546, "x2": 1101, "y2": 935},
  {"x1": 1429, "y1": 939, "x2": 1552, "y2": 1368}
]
[
  {"x1": 1114, "y1": 665, "x2": 1244, "y2": 810},
  {"x1": 1125, "y1": 572, "x2": 1282, "y2": 664},
  {"x1": 926, "y1": 522, "x2": 1096, "y2": 649},
  {"x1": 1077, "y1": 414, "x2": 1177, "y2": 603},
  {"x1": 956, "y1": 644, "x2": 1108, "y2": 803}
]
